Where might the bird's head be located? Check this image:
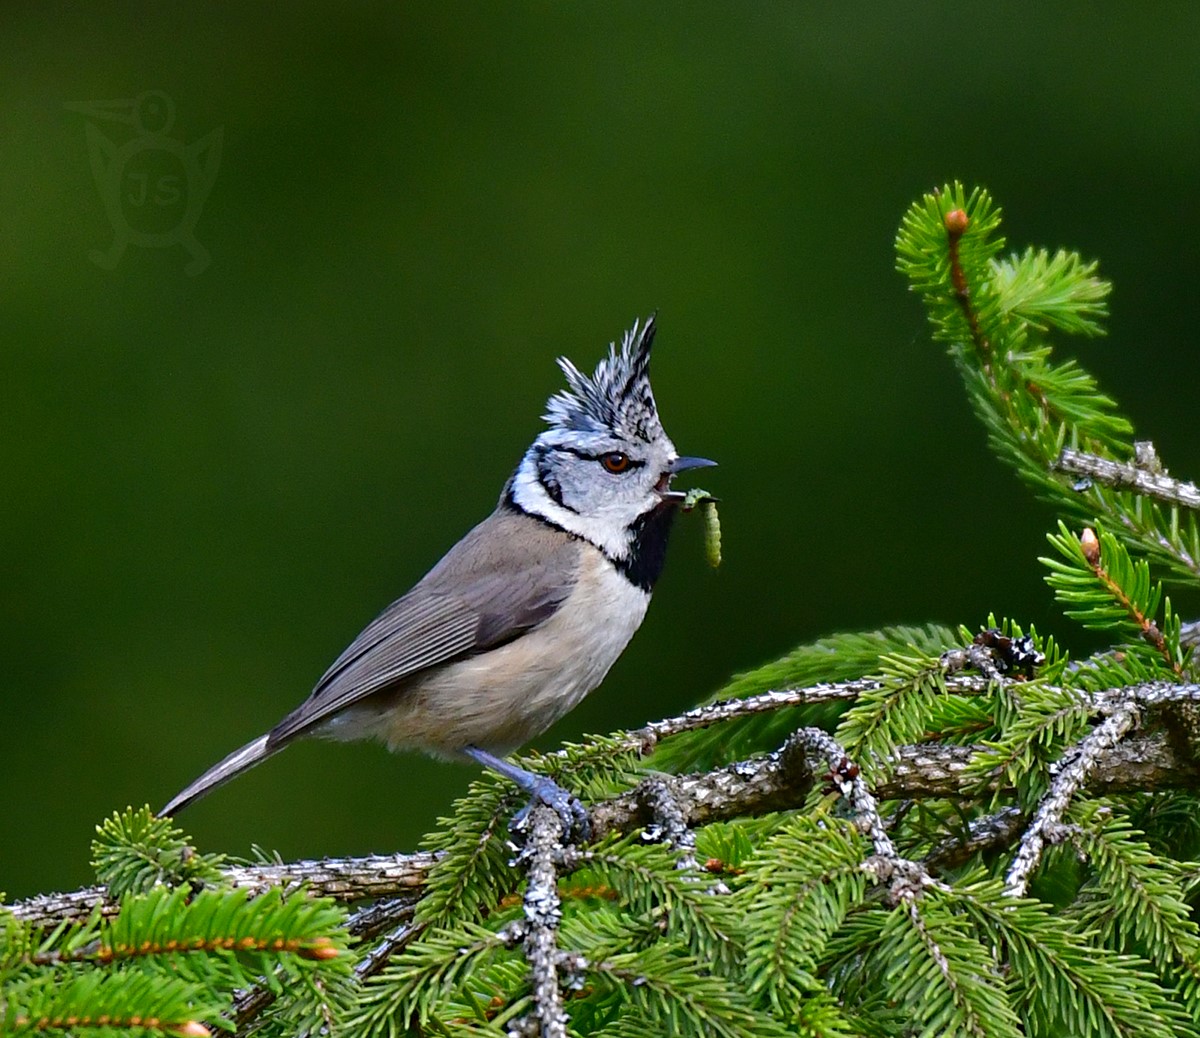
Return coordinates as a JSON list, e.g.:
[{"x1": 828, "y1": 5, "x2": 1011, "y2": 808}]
[{"x1": 507, "y1": 315, "x2": 715, "y2": 571}]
